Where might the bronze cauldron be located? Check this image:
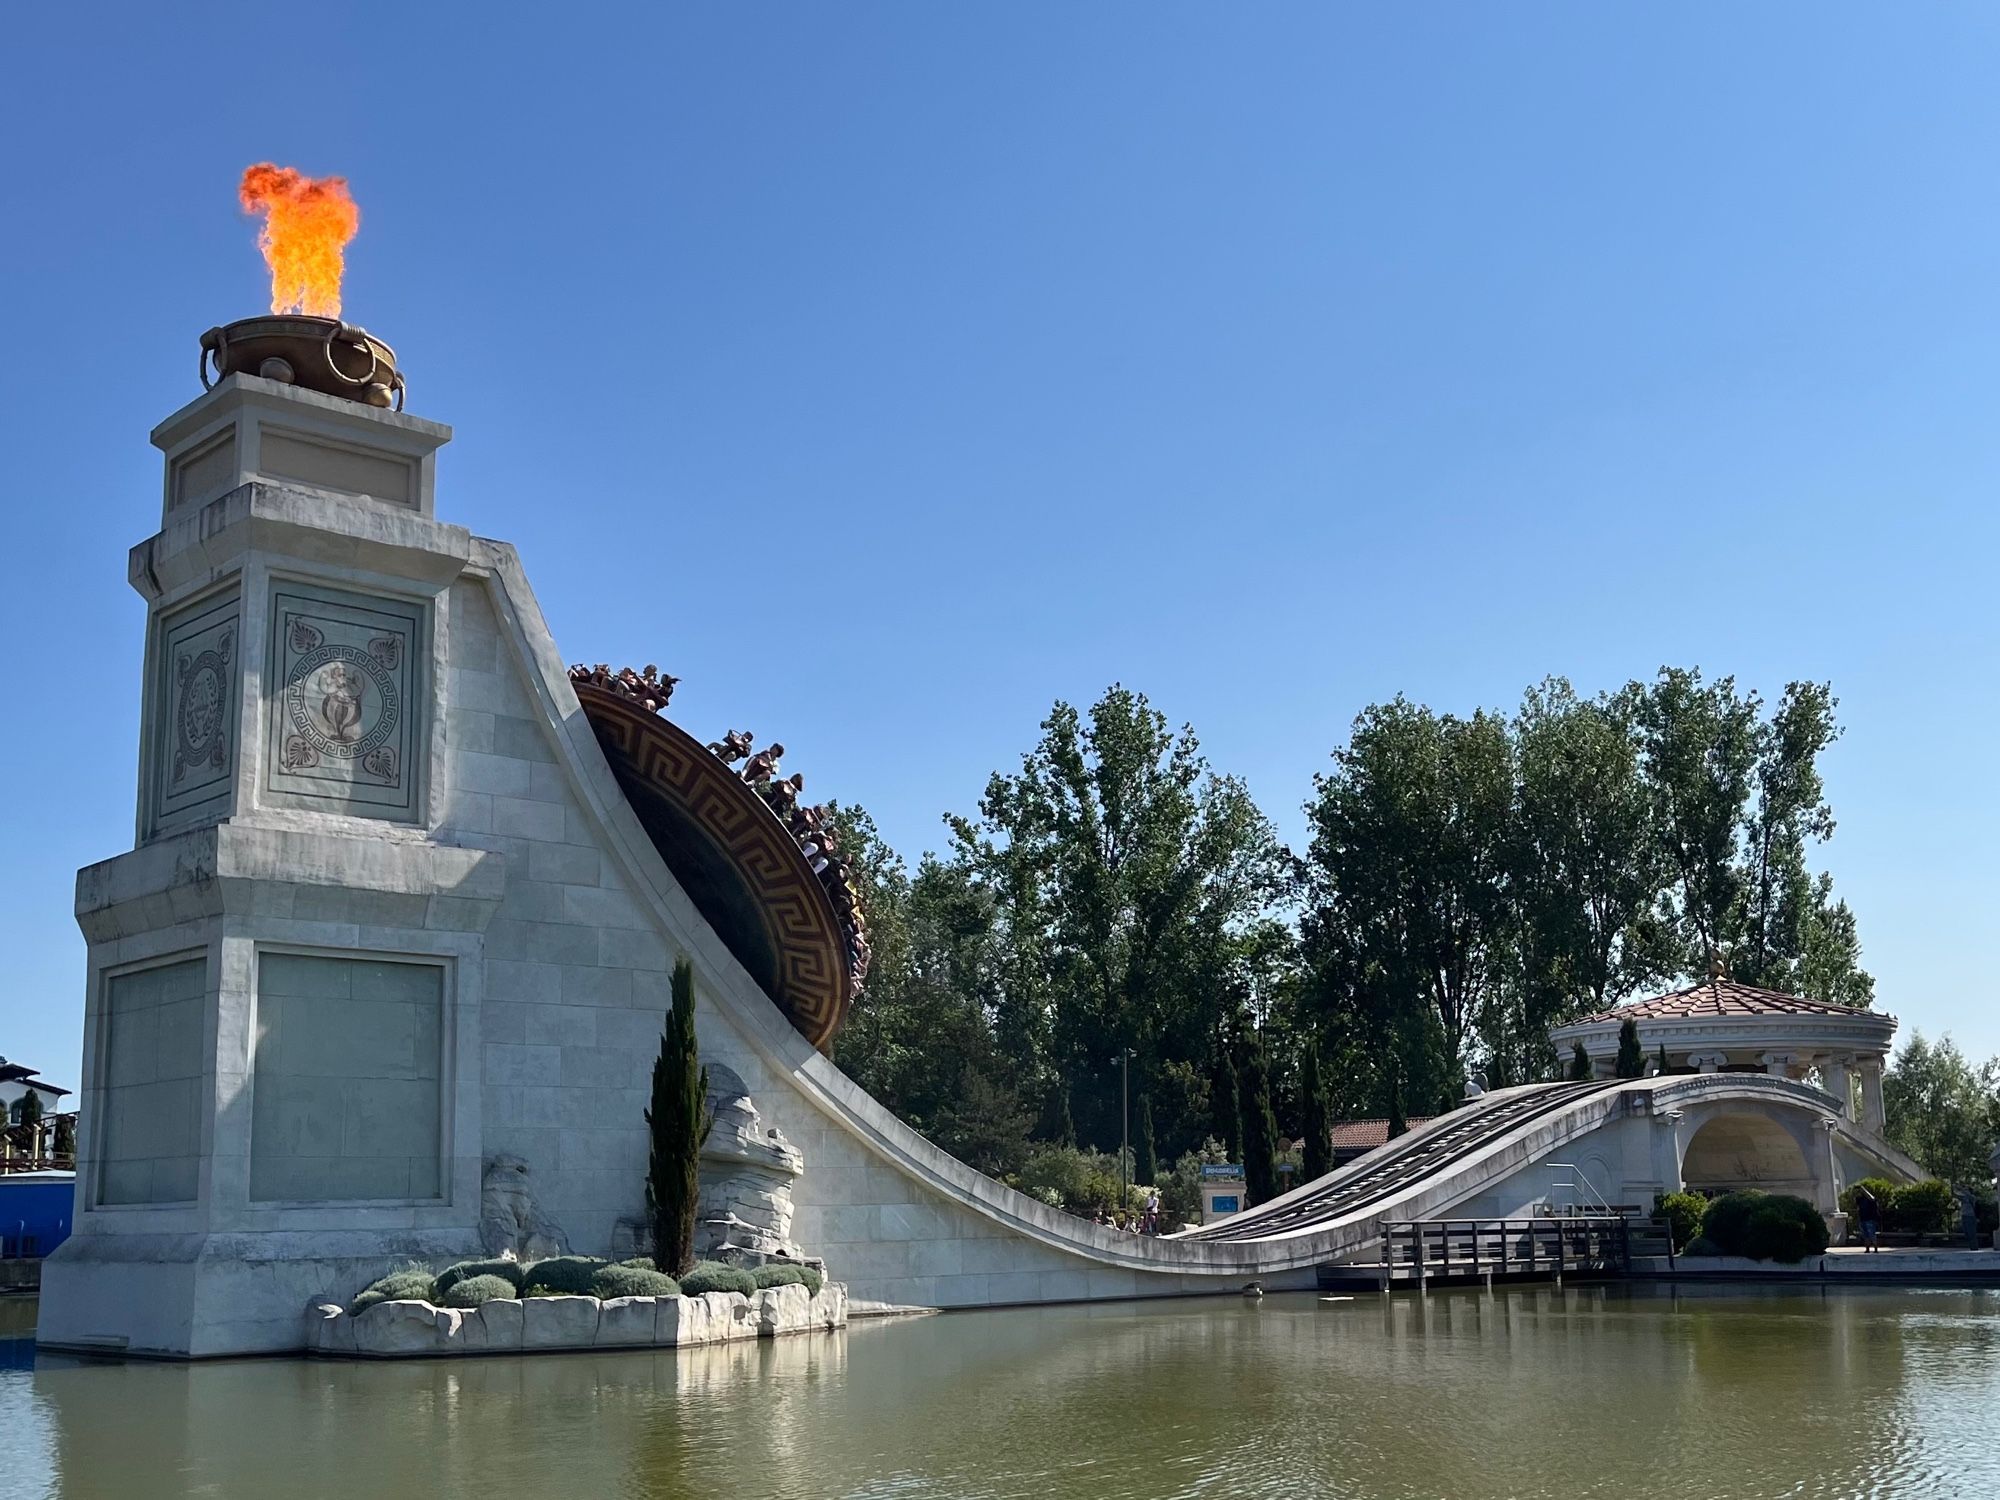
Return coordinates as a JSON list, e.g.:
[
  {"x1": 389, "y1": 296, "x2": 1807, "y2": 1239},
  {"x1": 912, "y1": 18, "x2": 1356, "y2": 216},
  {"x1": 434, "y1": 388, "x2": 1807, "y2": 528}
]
[{"x1": 199, "y1": 315, "x2": 405, "y2": 410}]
